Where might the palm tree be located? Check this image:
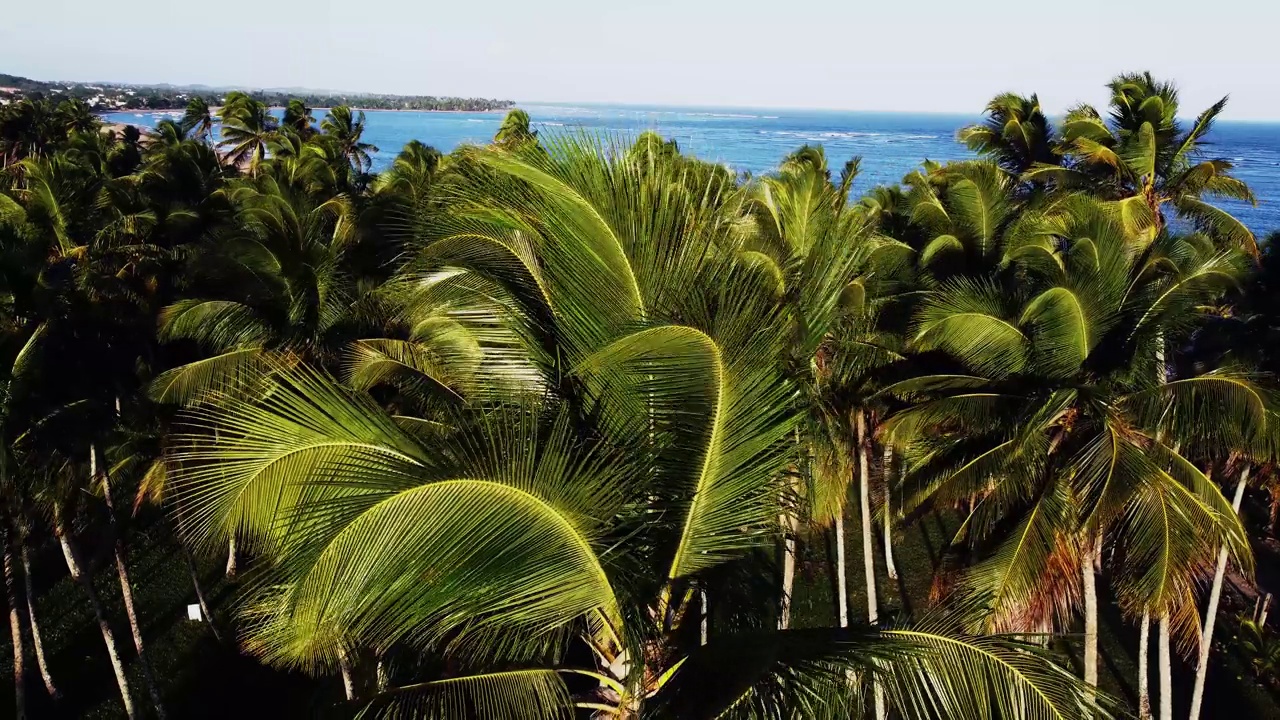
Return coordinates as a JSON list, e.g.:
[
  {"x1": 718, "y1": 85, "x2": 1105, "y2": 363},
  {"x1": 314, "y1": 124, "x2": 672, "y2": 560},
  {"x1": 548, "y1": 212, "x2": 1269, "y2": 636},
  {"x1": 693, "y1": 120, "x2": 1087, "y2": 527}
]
[
  {"x1": 216, "y1": 92, "x2": 277, "y2": 174},
  {"x1": 373, "y1": 140, "x2": 442, "y2": 198},
  {"x1": 744, "y1": 145, "x2": 870, "y2": 633},
  {"x1": 958, "y1": 93, "x2": 1056, "y2": 176},
  {"x1": 1030, "y1": 73, "x2": 1256, "y2": 249},
  {"x1": 1, "y1": 139, "x2": 178, "y2": 719},
  {"x1": 0, "y1": 98, "x2": 97, "y2": 165},
  {"x1": 180, "y1": 96, "x2": 214, "y2": 143},
  {"x1": 165, "y1": 135, "x2": 1107, "y2": 719},
  {"x1": 320, "y1": 105, "x2": 377, "y2": 175},
  {"x1": 282, "y1": 99, "x2": 317, "y2": 140},
  {"x1": 493, "y1": 108, "x2": 537, "y2": 150},
  {"x1": 883, "y1": 159, "x2": 1037, "y2": 284},
  {"x1": 884, "y1": 197, "x2": 1263, "y2": 697},
  {"x1": 55, "y1": 98, "x2": 98, "y2": 137}
]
